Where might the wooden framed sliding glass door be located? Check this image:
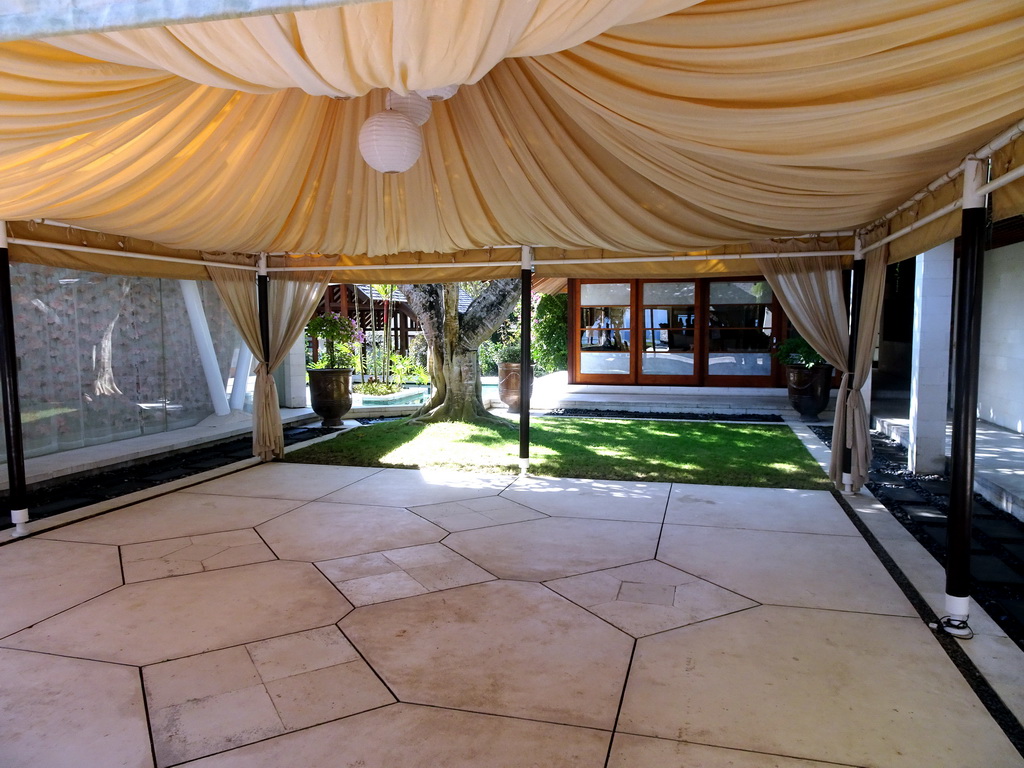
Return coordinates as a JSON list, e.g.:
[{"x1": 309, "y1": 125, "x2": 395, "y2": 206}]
[
  {"x1": 638, "y1": 281, "x2": 699, "y2": 385},
  {"x1": 573, "y1": 280, "x2": 633, "y2": 383}
]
